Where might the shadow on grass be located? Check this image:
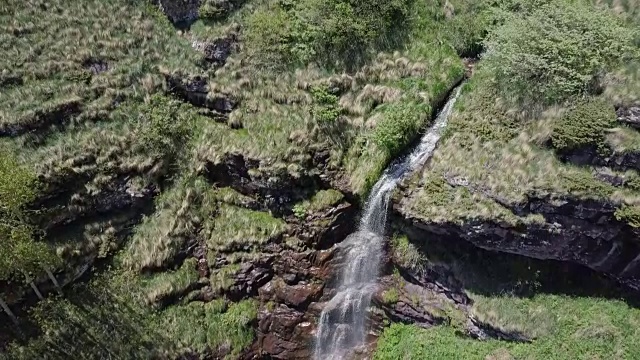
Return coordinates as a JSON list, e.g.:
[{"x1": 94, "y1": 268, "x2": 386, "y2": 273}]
[{"x1": 0, "y1": 279, "x2": 175, "y2": 360}]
